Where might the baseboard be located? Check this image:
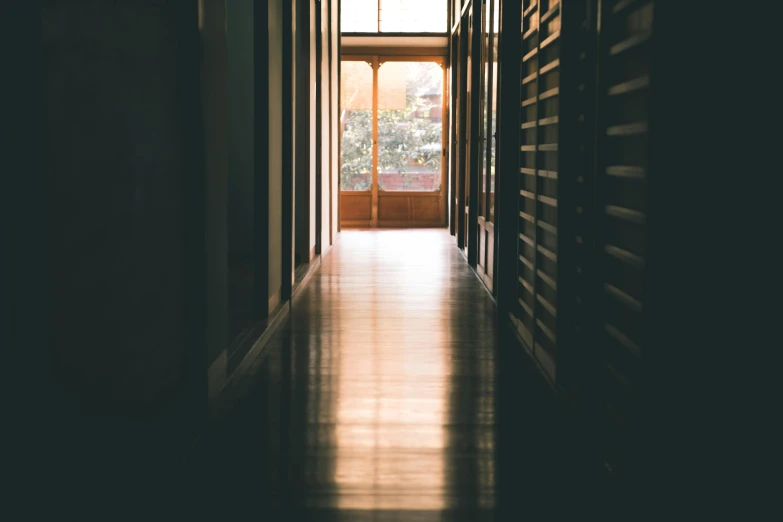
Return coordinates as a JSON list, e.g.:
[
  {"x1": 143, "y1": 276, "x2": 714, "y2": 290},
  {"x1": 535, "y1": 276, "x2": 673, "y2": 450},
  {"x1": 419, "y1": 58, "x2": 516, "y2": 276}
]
[
  {"x1": 207, "y1": 252, "x2": 322, "y2": 419},
  {"x1": 207, "y1": 301, "x2": 291, "y2": 417},
  {"x1": 292, "y1": 253, "x2": 321, "y2": 303}
]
